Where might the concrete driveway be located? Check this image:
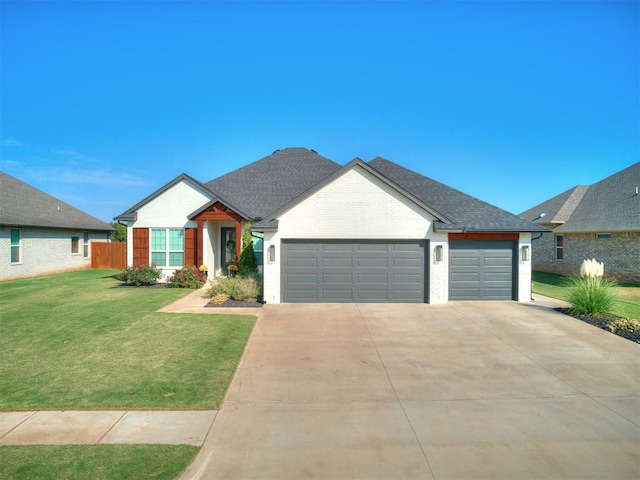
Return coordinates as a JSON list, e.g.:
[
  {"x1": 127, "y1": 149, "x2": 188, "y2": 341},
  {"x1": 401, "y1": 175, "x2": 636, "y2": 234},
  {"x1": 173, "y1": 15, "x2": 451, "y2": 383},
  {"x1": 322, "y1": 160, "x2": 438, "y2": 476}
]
[{"x1": 182, "y1": 301, "x2": 639, "y2": 480}]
